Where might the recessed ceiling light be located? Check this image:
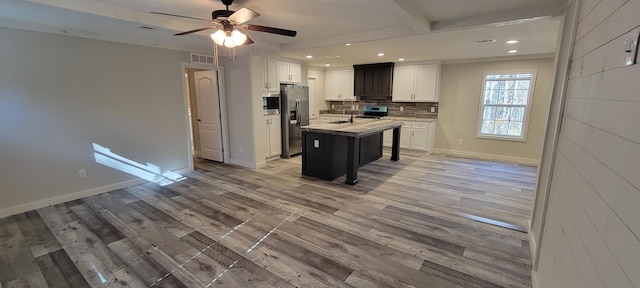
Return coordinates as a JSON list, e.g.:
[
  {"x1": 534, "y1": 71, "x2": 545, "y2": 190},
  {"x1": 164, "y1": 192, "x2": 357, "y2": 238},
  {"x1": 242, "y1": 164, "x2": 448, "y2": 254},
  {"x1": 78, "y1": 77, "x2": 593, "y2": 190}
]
[
  {"x1": 345, "y1": 43, "x2": 352, "y2": 46},
  {"x1": 377, "y1": 53, "x2": 385, "y2": 56},
  {"x1": 305, "y1": 55, "x2": 313, "y2": 59},
  {"x1": 506, "y1": 40, "x2": 519, "y2": 44},
  {"x1": 398, "y1": 58, "x2": 405, "y2": 61},
  {"x1": 508, "y1": 50, "x2": 518, "y2": 54},
  {"x1": 325, "y1": 64, "x2": 331, "y2": 67},
  {"x1": 476, "y1": 39, "x2": 496, "y2": 43}
]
